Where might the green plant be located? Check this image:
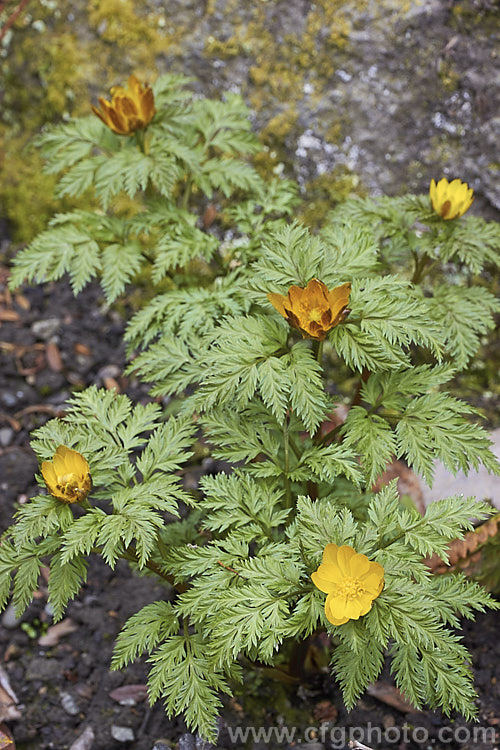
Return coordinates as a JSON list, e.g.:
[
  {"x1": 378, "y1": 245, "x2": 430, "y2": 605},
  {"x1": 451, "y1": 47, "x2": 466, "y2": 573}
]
[{"x1": 3, "y1": 75, "x2": 500, "y2": 742}]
